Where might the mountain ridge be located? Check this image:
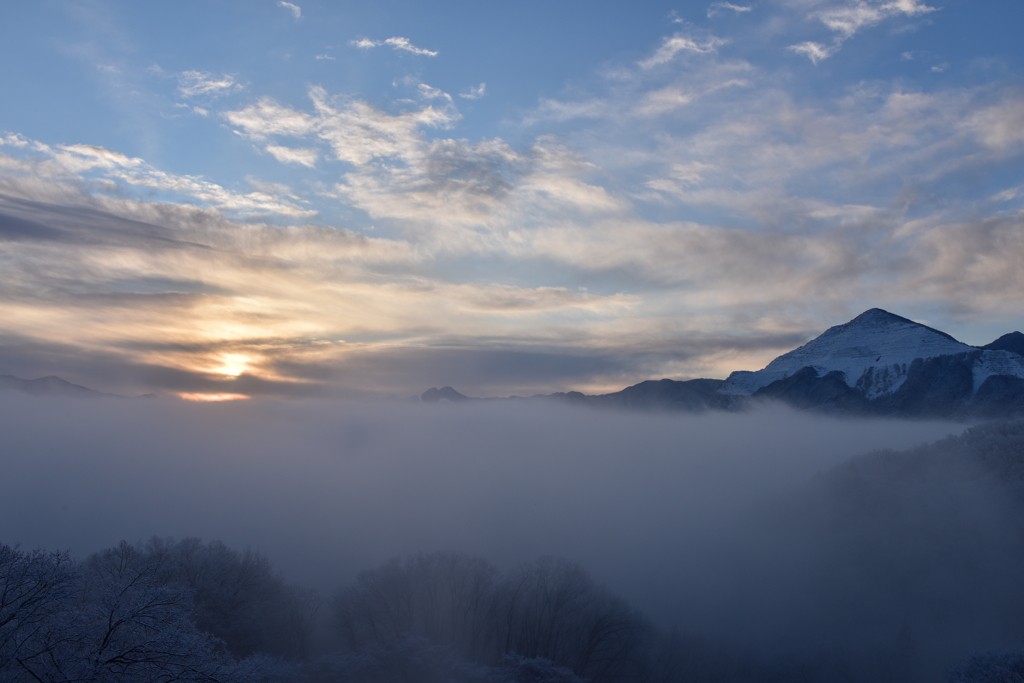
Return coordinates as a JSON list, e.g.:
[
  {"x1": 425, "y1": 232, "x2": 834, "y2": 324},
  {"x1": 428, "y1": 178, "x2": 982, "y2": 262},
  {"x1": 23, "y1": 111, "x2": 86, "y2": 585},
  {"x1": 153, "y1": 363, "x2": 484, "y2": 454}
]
[
  {"x1": 0, "y1": 374, "x2": 140, "y2": 399},
  {"x1": 423, "y1": 309, "x2": 1024, "y2": 418},
  {"x1": 984, "y1": 331, "x2": 1024, "y2": 357},
  {"x1": 719, "y1": 308, "x2": 975, "y2": 398}
]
